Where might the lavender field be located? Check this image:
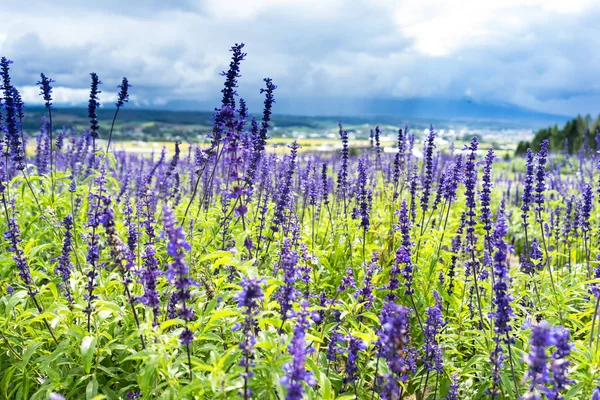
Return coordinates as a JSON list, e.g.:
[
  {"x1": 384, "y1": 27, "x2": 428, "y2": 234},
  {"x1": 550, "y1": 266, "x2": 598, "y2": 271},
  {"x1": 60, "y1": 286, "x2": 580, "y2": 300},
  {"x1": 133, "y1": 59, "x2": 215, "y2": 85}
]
[{"x1": 0, "y1": 44, "x2": 598, "y2": 400}]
